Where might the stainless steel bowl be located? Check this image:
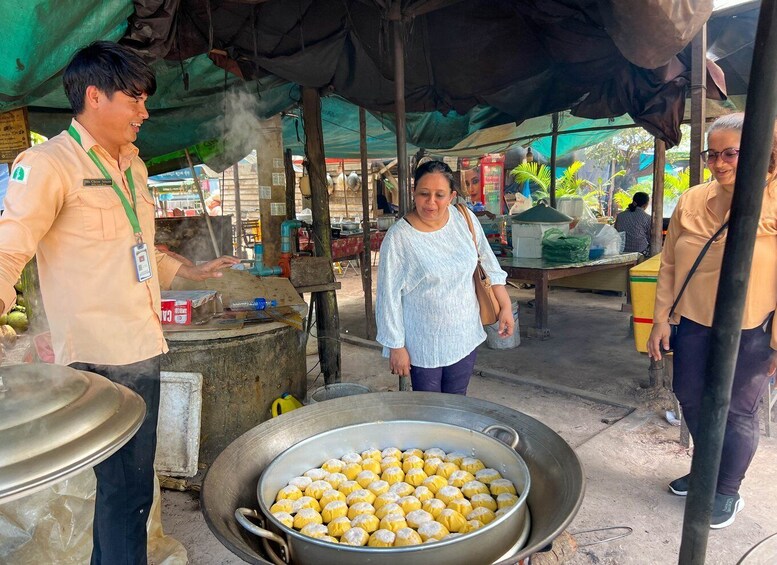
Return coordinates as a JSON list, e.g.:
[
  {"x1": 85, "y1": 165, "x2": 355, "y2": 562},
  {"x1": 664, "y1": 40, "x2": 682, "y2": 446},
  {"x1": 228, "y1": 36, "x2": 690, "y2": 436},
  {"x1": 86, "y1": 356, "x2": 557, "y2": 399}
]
[
  {"x1": 238, "y1": 420, "x2": 530, "y2": 565},
  {"x1": 202, "y1": 392, "x2": 585, "y2": 564}
]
